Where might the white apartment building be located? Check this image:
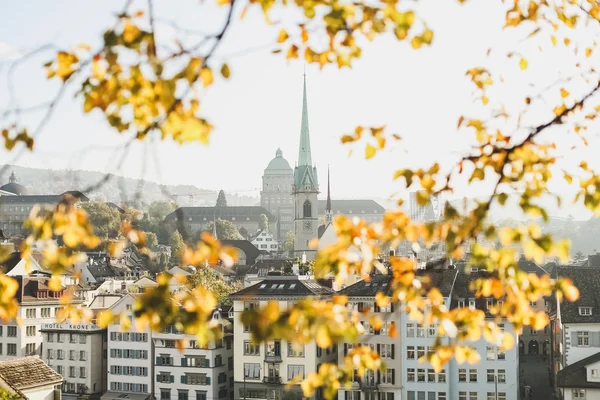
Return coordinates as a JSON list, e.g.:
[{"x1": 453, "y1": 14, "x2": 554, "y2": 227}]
[
  {"x1": 41, "y1": 321, "x2": 107, "y2": 400},
  {"x1": 556, "y1": 266, "x2": 600, "y2": 399},
  {"x1": 0, "y1": 276, "x2": 83, "y2": 360},
  {"x1": 336, "y1": 275, "x2": 402, "y2": 400},
  {"x1": 230, "y1": 276, "x2": 337, "y2": 400},
  {"x1": 251, "y1": 230, "x2": 279, "y2": 253},
  {"x1": 105, "y1": 294, "x2": 153, "y2": 399},
  {"x1": 153, "y1": 318, "x2": 233, "y2": 400},
  {"x1": 336, "y1": 268, "x2": 520, "y2": 400}
]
